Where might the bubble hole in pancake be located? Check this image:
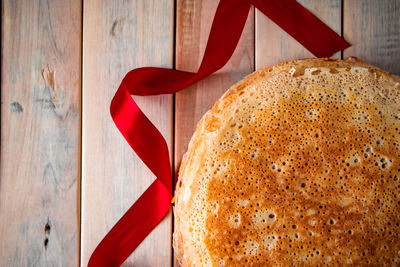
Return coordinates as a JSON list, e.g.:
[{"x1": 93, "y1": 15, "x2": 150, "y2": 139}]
[{"x1": 173, "y1": 57, "x2": 400, "y2": 266}]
